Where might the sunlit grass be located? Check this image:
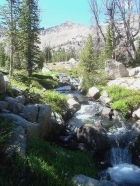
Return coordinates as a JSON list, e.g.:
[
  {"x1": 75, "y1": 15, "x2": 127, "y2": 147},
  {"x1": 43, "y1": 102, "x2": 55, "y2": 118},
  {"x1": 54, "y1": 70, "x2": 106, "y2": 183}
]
[
  {"x1": 106, "y1": 85, "x2": 140, "y2": 115},
  {"x1": 0, "y1": 137, "x2": 97, "y2": 186}
]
